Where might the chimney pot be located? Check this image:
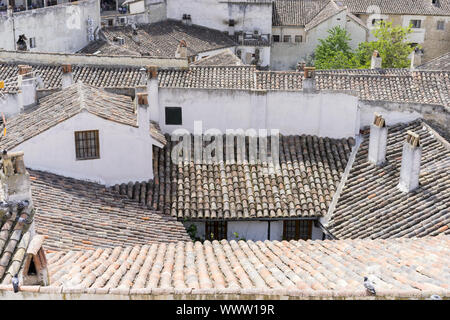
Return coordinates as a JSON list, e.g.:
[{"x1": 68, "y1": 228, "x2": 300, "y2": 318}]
[
  {"x1": 398, "y1": 131, "x2": 422, "y2": 193},
  {"x1": 137, "y1": 92, "x2": 149, "y2": 105},
  {"x1": 368, "y1": 113, "x2": 388, "y2": 165},
  {"x1": 146, "y1": 65, "x2": 158, "y2": 79},
  {"x1": 62, "y1": 64, "x2": 72, "y2": 74},
  {"x1": 18, "y1": 65, "x2": 33, "y2": 77}
]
